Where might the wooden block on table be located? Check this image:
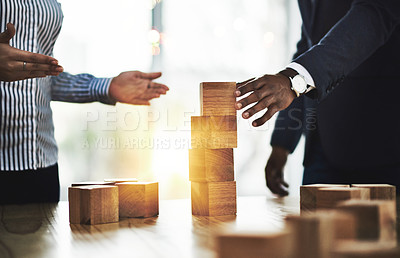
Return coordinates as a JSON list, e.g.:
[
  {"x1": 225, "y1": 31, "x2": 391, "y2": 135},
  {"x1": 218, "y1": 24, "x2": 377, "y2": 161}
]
[
  {"x1": 71, "y1": 181, "x2": 115, "y2": 187},
  {"x1": 68, "y1": 185, "x2": 119, "y2": 225},
  {"x1": 351, "y1": 184, "x2": 396, "y2": 200},
  {"x1": 332, "y1": 240, "x2": 400, "y2": 258},
  {"x1": 300, "y1": 184, "x2": 350, "y2": 212},
  {"x1": 285, "y1": 211, "x2": 356, "y2": 258},
  {"x1": 336, "y1": 200, "x2": 397, "y2": 245},
  {"x1": 191, "y1": 181, "x2": 236, "y2": 216},
  {"x1": 116, "y1": 182, "x2": 159, "y2": 218},
  {"x1": 316, "y1": 187, "x2": 370, "y2": 209},
  {"x1": 189, "y1": 148, "x2": 234, "y2": 182},
  {"x1": 191, "y1": 116, "x2": 237, "y2": 149},
  {"x1": 216, "y1": 230, "x2": 292, "y2": 258},
  {"x1": 200, "y1": 82, "x2": 236, "y2": 116},
  {"x1": 104, "y1": 178, "x2": 138, "y2": 183}
]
